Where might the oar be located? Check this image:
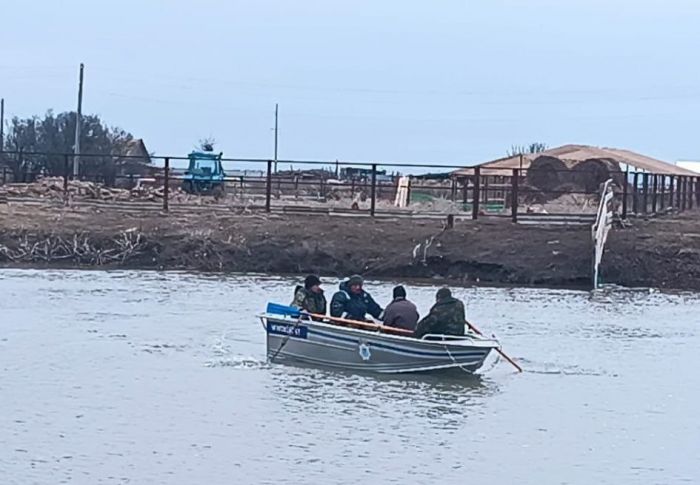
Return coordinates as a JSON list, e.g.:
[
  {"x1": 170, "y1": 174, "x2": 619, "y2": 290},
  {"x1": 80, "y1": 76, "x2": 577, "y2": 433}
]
[
  {"x1": 466, "y1": 320, "x2": 523, "y2": 373},
  {"x1": 269, "y1": 318, "x2": 302, "y2": 362},
  {"x1": 306, "y1": 312, "x2": 414, "y2": 336}
]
